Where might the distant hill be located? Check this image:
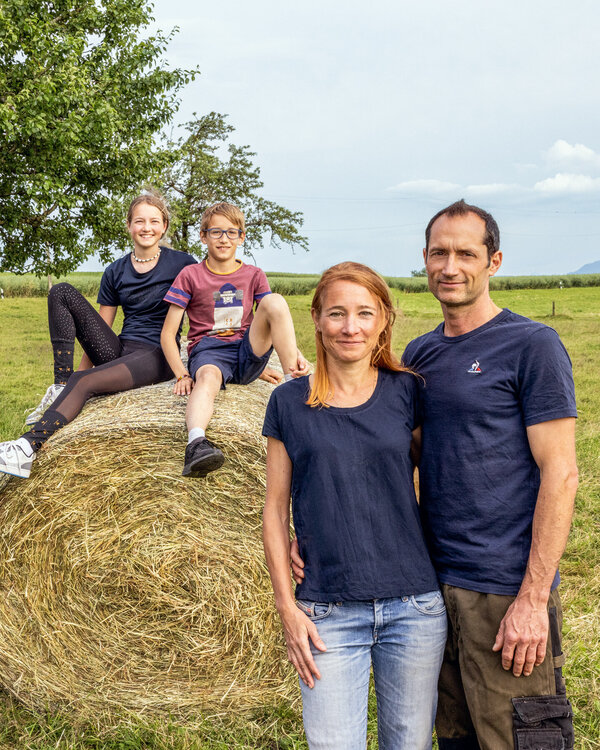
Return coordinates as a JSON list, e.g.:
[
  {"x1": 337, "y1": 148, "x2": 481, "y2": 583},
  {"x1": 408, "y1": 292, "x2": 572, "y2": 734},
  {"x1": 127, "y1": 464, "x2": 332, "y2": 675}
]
[{"x1": 570, "y1": 260, "x2": 600, "y2": 274}]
